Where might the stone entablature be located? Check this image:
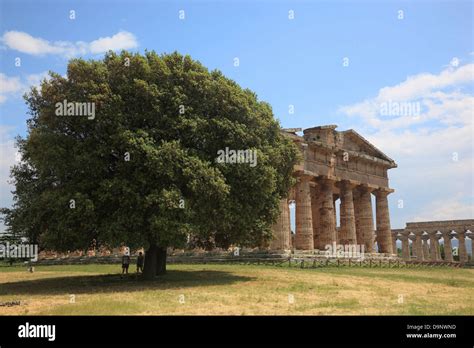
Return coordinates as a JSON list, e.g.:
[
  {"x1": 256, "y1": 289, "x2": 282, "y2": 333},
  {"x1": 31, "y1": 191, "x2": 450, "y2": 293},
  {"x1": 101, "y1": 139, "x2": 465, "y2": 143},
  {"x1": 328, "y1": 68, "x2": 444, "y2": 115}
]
[
  {"x1": 300, "y1": 126, "x2": 396, "y2": 189},
  {"x1": 391, "y1": 220, "x2": 474, "y2": 263},
  {"x1": 288, "y1": 126, "x2": 396, "y2": 189},
  {"x1": 406, "y1": 220, "x2": 474, "y2": 231},
  {"x1": 270, "y1": 125, "x2": 397, "y2": 254}
]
